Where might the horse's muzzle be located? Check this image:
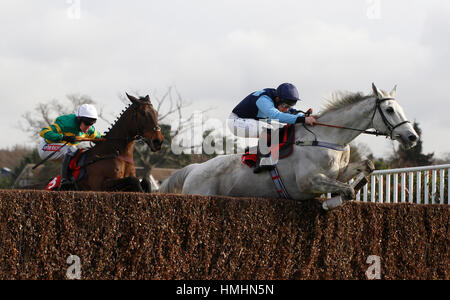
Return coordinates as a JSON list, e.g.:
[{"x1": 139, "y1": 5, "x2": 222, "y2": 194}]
[
  {"x1": 396, "y1": 132, "x2": 418, "y2": 150},
  {"x1": 146, "y1": 138, "x2": 163, "y2": 152}
]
